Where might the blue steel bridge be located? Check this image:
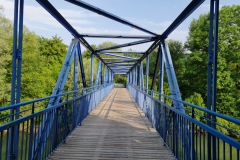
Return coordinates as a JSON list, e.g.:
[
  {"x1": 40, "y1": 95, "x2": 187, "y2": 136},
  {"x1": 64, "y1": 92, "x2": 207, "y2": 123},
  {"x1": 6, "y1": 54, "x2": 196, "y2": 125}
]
[{"x1": 0, "y1": 0, "x2": 240, "y2": 160}]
